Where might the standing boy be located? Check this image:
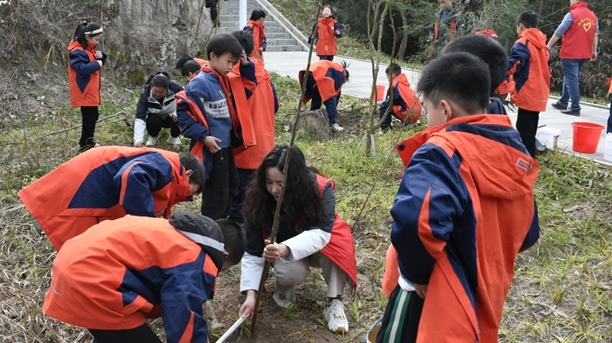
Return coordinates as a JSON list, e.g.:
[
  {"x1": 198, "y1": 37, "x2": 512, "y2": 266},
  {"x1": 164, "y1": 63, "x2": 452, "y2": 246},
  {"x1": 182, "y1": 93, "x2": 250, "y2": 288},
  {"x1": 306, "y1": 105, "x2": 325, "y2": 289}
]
[
  {"x1": 18, "y1": 146, "x2": 205, "y2": 251},
  {"x1": 43, "y1": 212, "x2": 245, "y2": 343},
  {"x1": 379, "y1": 64, "x2": 422, "y2": 131},
  {"x1": 176, "y1": 33, "x2": 256, "y2": 220},
  {"x1": 376, "y1": 52, "x2": 540, "y2": 343},
  {"x1": 228, "y1": 30, "x2": 279, "y2": 224},
  {"x1": 508, "y1": 10, "x2": 551, "y2": 157}
]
